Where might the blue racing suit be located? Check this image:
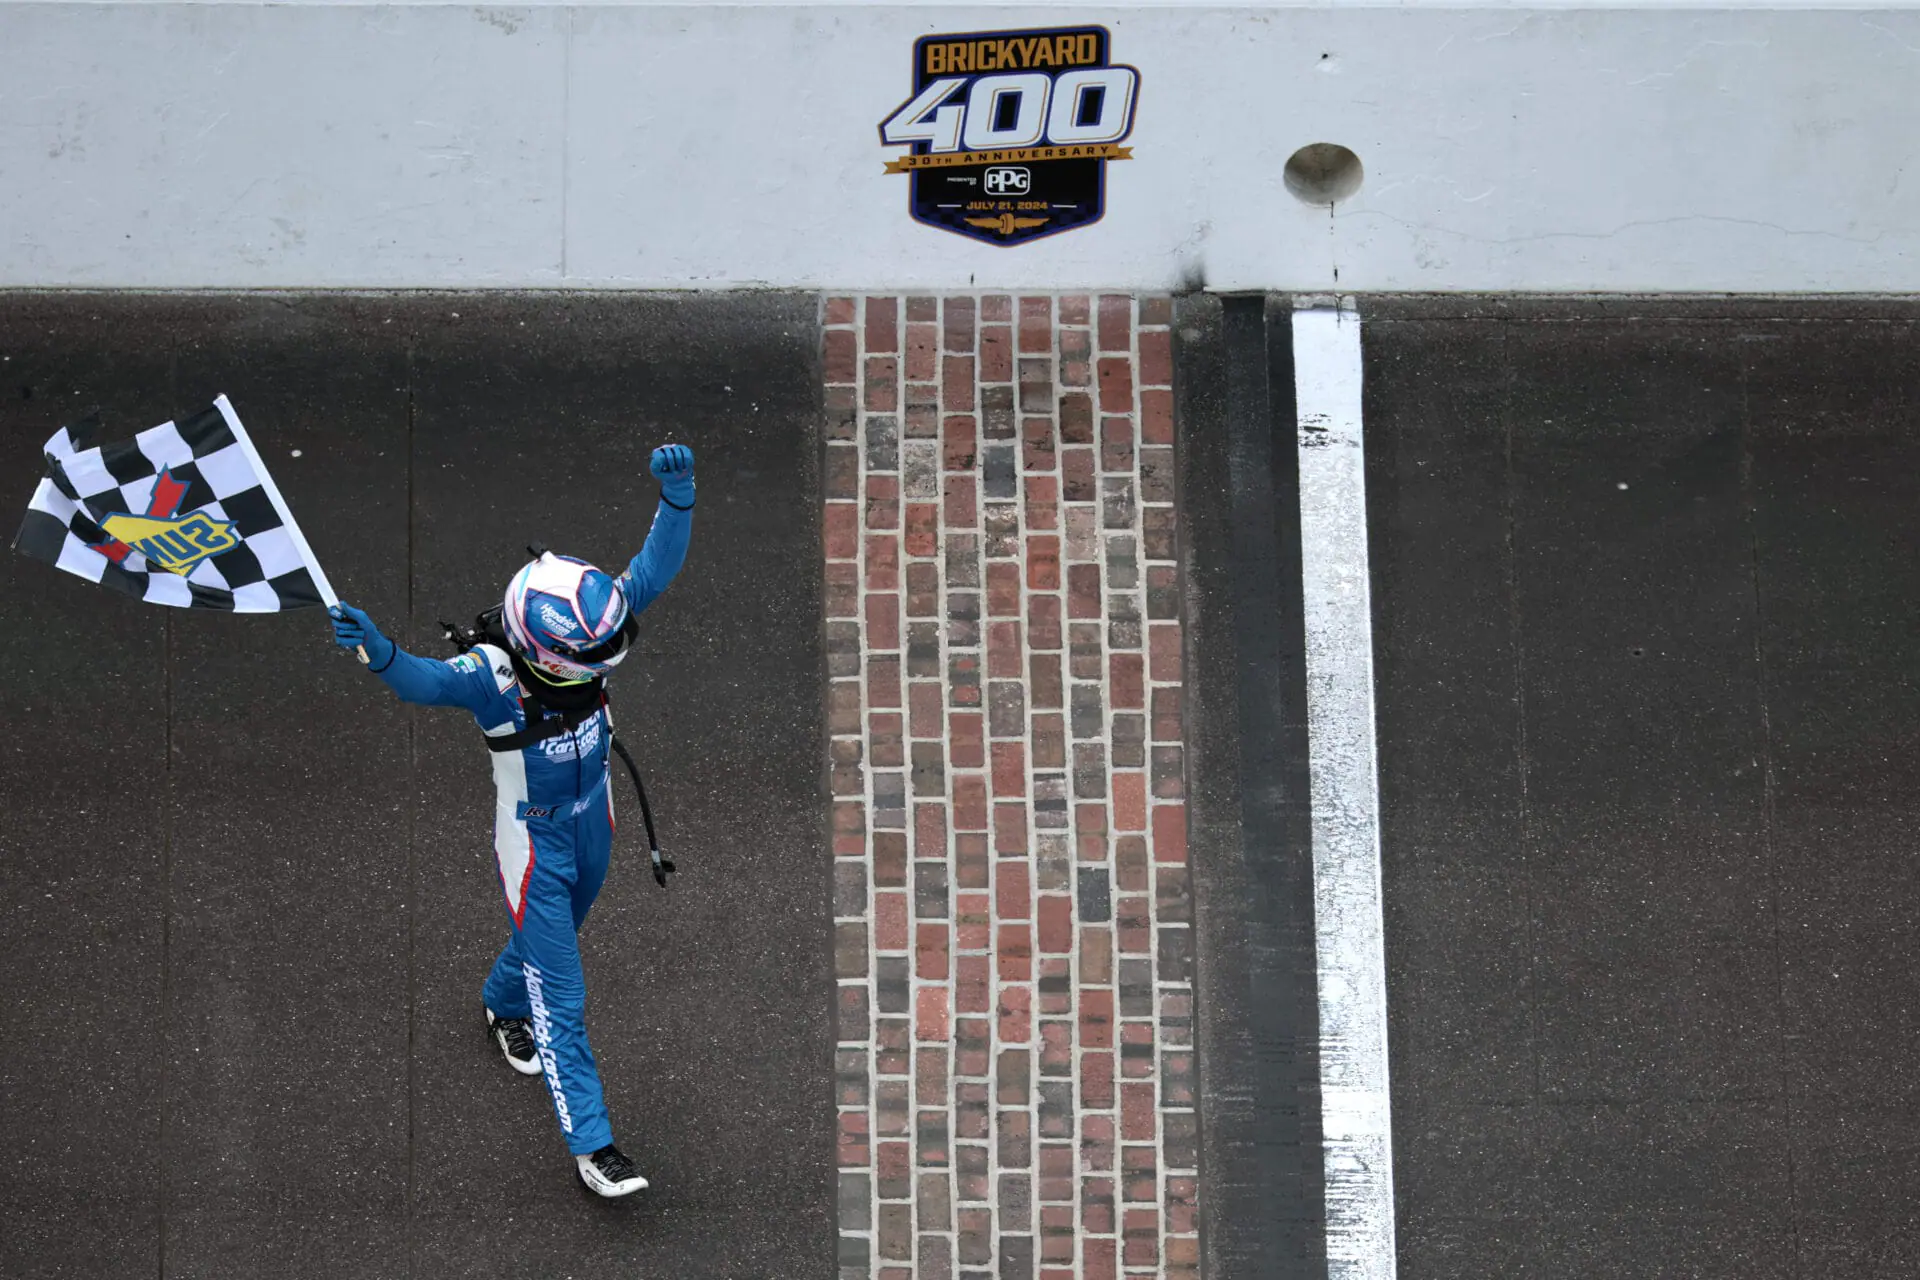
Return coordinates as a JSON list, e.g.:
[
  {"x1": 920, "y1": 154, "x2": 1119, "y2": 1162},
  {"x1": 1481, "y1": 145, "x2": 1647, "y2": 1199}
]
[{"x1": 368, "y1": 499, "x2": 692, "y2": 1154}]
